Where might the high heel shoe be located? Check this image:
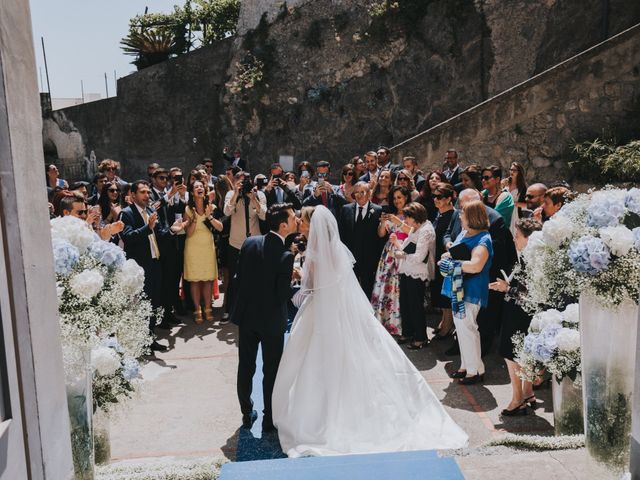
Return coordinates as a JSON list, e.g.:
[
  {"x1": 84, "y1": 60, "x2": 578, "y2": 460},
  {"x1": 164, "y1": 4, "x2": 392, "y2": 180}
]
[
  {"x1": 193, "y1": 308, "x2": 204, "y2": 325},
  {"x1": 204, "y1": 308, "x2": 214, "y2": 322},
  {"x1": 523, "y1": 395, "x2": 538, "y2": 409},
  {"x1": 458, "y1": 373, "x2": 484, "y2": 385},
  {"x1": 501, "y1": 403, "x2": 528, "y2": 417},
  {"x1": 450, "y1": 370, "x2": 467, "y2": 379}
]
